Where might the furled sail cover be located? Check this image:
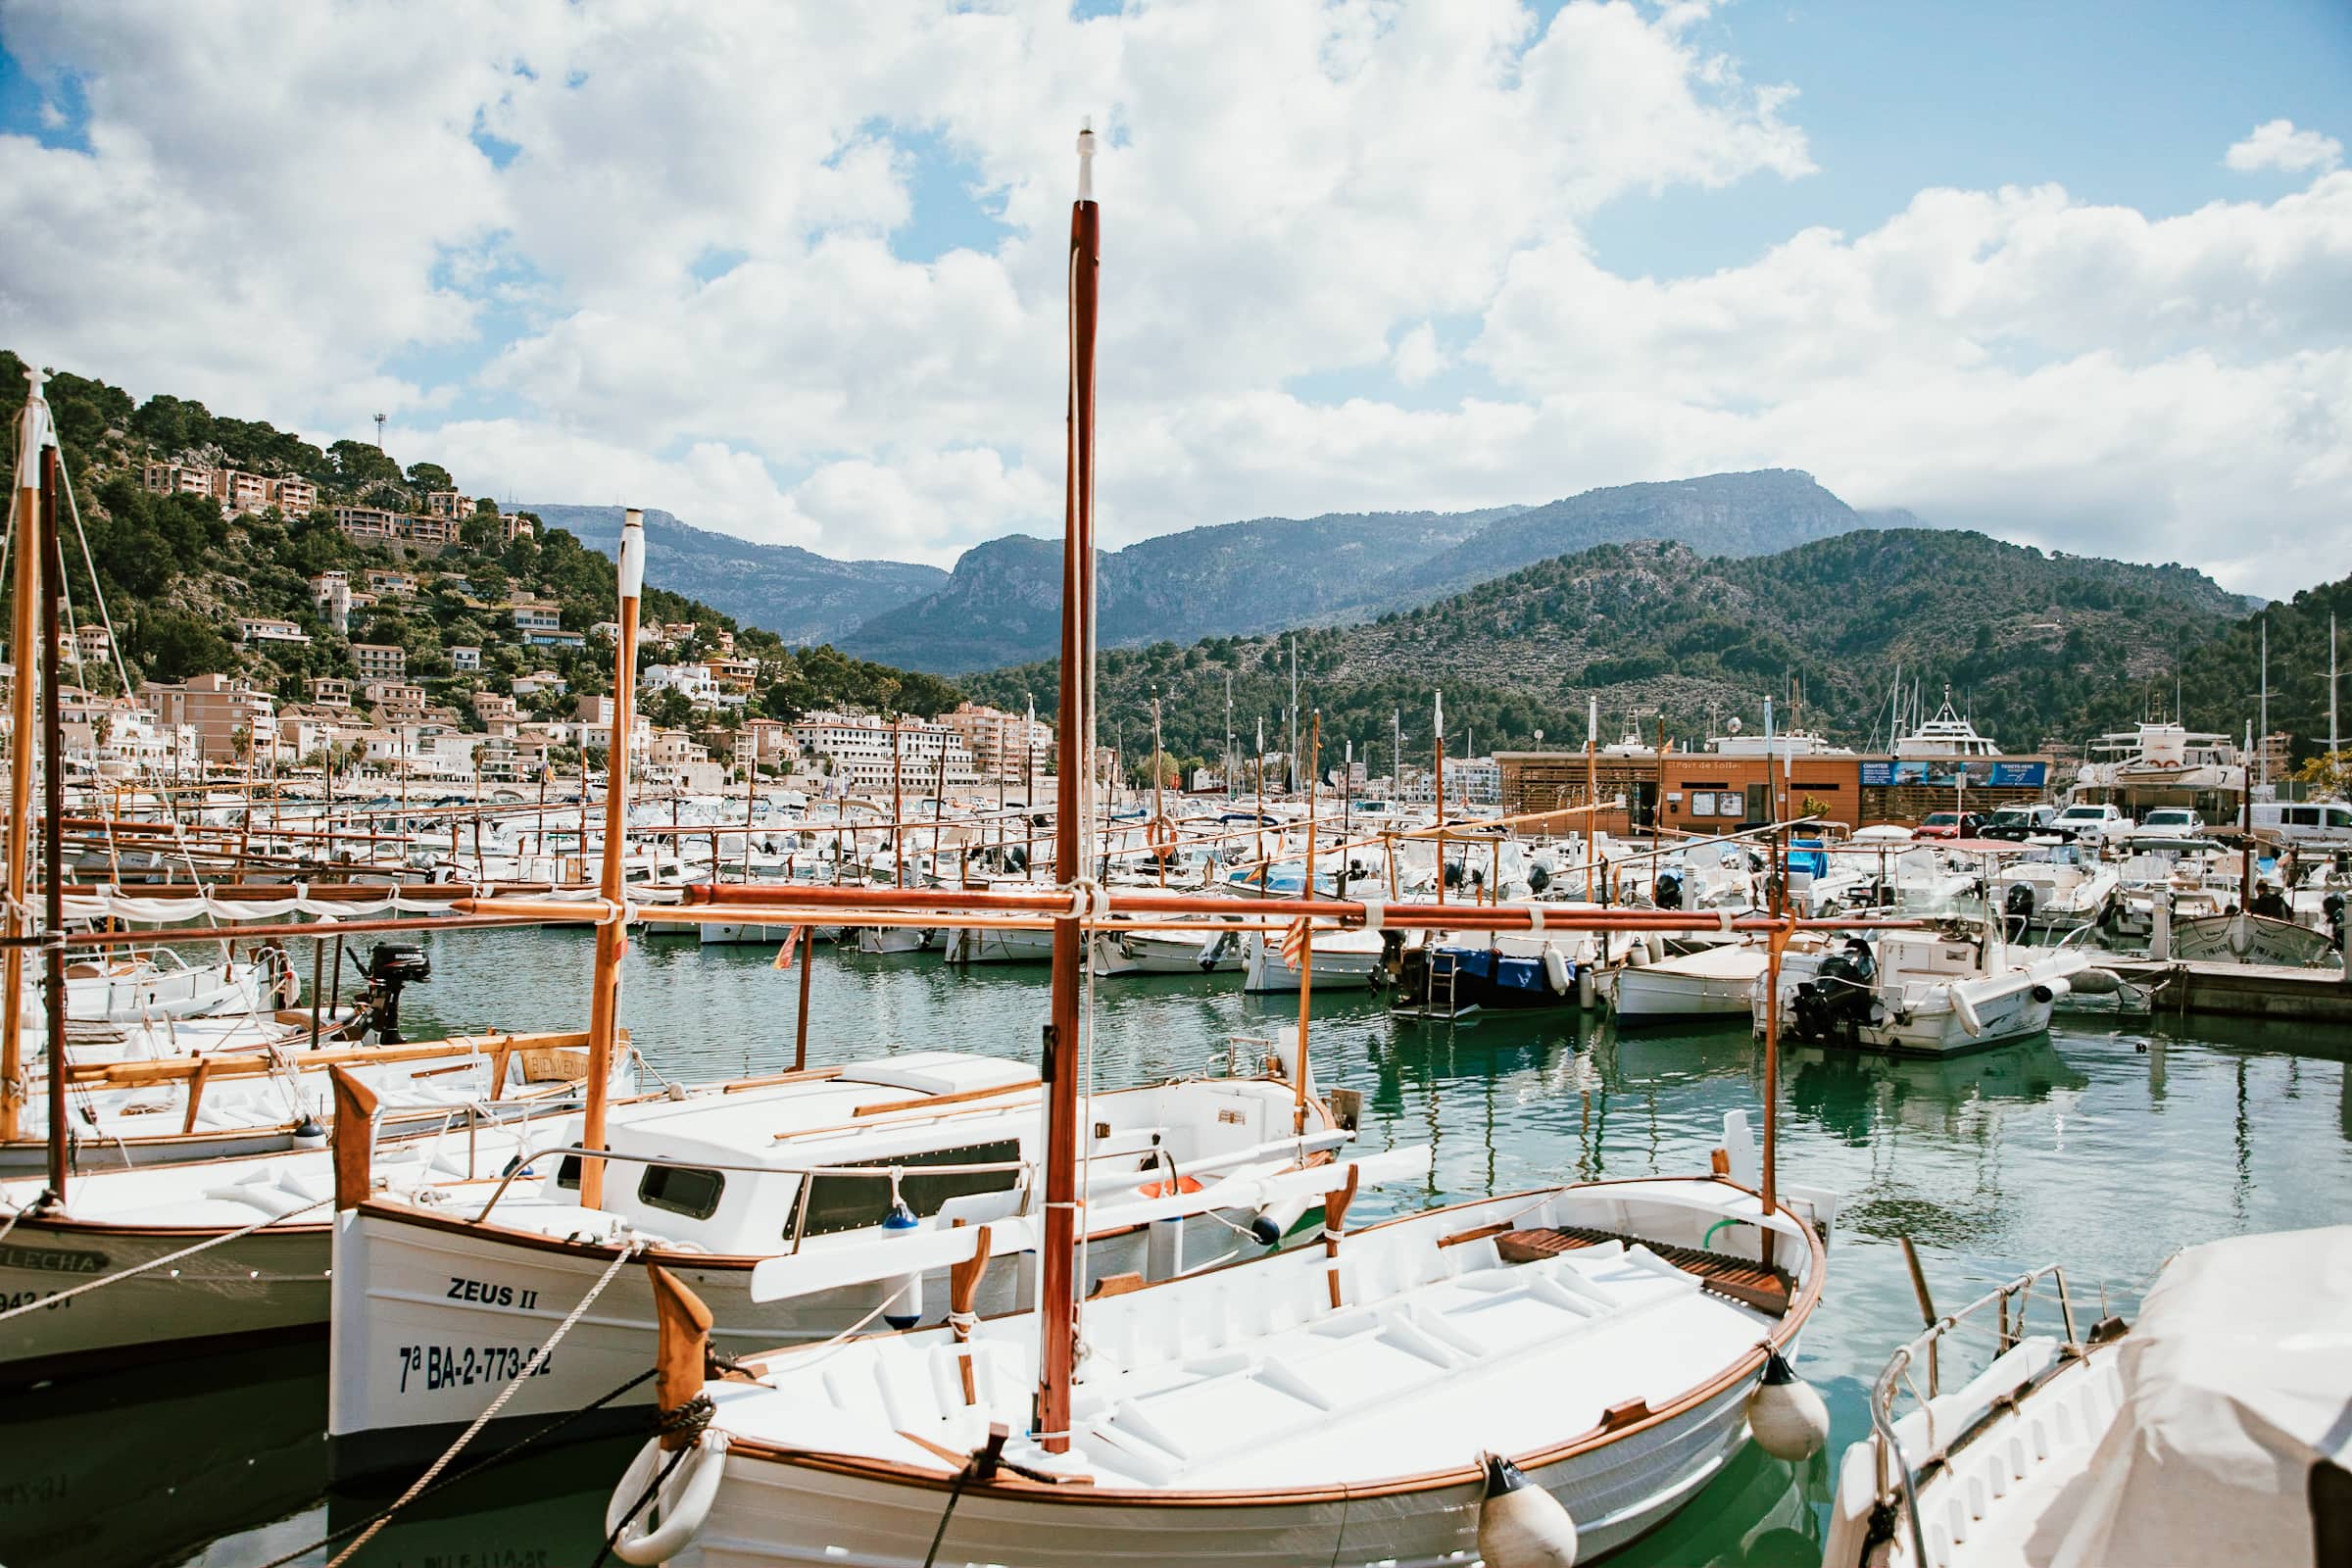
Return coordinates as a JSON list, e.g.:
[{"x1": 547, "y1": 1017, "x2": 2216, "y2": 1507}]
[{"x1": 2052, "y1": 1225, "x2": 2352, "y2": 1568}]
